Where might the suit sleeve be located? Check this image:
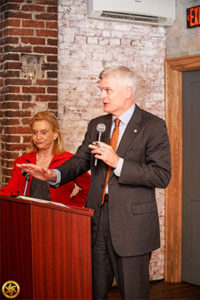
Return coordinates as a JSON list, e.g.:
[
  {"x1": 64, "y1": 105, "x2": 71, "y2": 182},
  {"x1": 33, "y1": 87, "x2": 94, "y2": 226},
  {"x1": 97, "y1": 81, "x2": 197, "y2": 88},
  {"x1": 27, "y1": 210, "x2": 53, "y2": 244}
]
[
  {"x1": 119, "y1": 119, "x2": 171, "y2": 188},
  {"x1": 55, "y1": 121, "x2": 93, "y2": 186}
]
